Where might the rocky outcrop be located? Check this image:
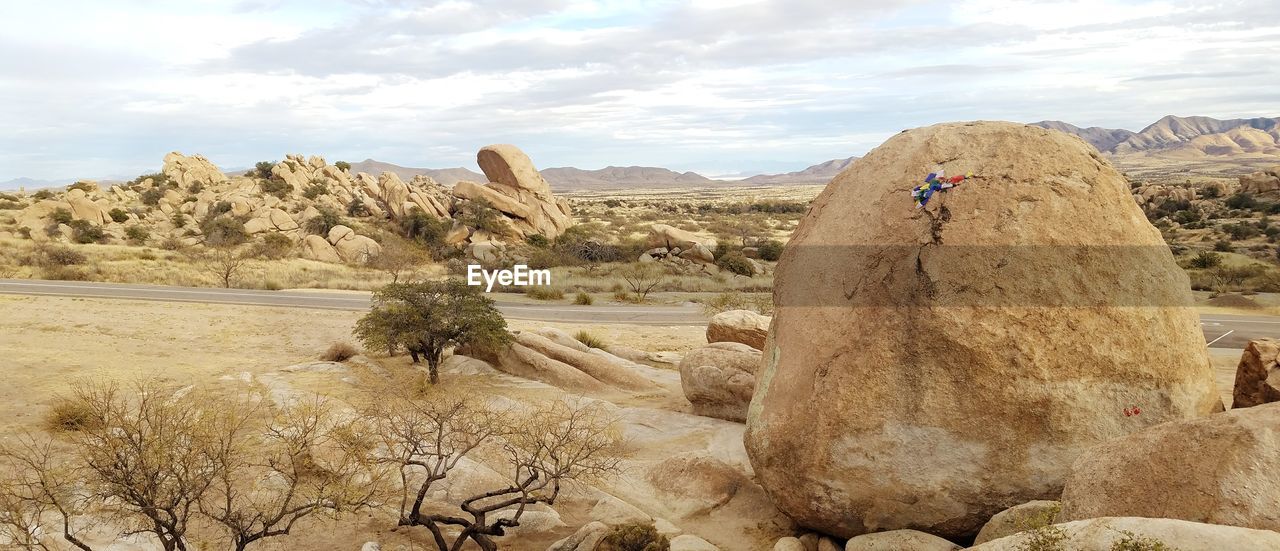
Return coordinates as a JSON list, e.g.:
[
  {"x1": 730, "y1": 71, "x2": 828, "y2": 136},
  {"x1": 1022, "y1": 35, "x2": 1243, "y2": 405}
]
[
  {"x1": 973, "y1": 501, "x2": 1060, "y2": 545},
  {"x1": 844, "y1": 530, "x2": 961, "y2": 551},
  {"x1": 65, "y1": 189, "x2": 111, "y2": 225},
  {"x1": 1059, "y1": 402, "x2": 1280, "y2": 532},
  {"x1": 706, "y1": 310, "x2": 770, "y2": 350},
  {"x1": 514, "y1": 333, "x2": 653, "y2": 390},
  {"x1": 163, "y1": 152, "x2": 227, "y2": 189},
  {"x1": 1233, "y1": 338, "x2": 1280, "y2": 408},
  {"x1": 1238, "y1": 165, "x2": 1280, "y2": 194},
  {"x1": 327, "y1": 224, "x2": 381, "y2": 263},
  {"x1": 679, "y1": 342, "x2": 761, "y2": 422},
  {"x1": 301, "y1": 234, "x2": 341, "y2": 263},
  {"x1": 967, "y1": 517, "x2": 1280, "y2": 551},
  {"x1": 744, "y1": 122, "x2": 1222, "y2": 540},
  {"x1": 647, "y1": 224, "x2": 717, "y2": 253}
]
